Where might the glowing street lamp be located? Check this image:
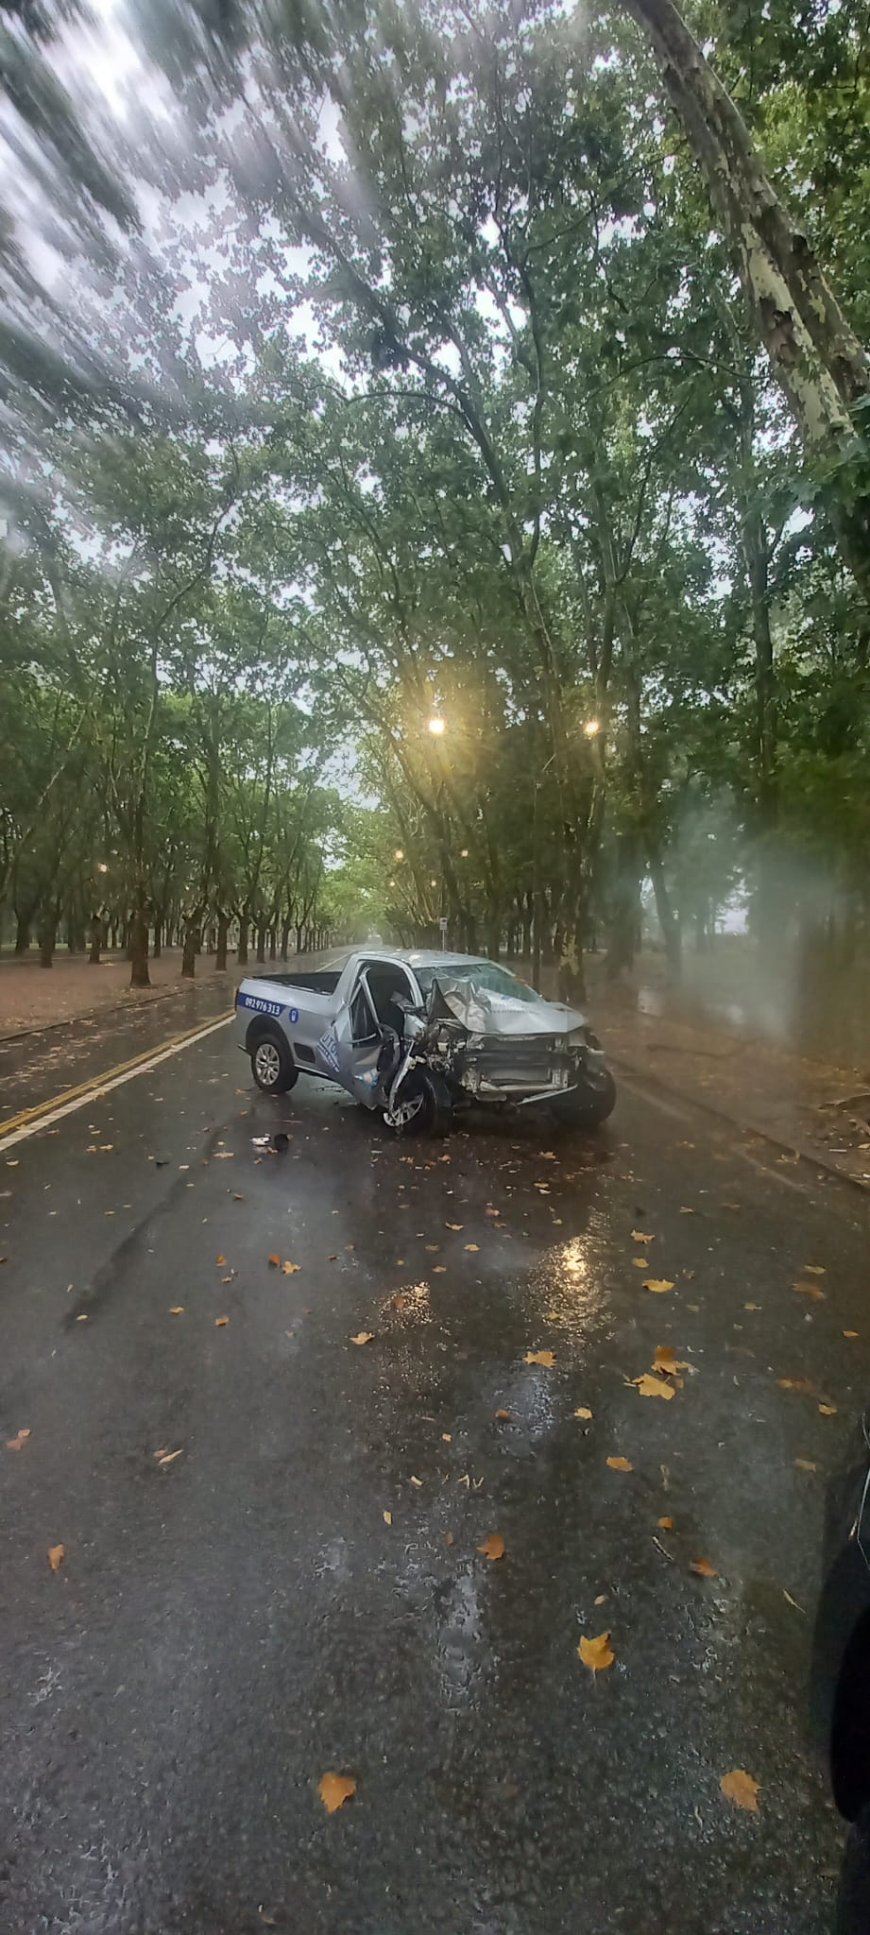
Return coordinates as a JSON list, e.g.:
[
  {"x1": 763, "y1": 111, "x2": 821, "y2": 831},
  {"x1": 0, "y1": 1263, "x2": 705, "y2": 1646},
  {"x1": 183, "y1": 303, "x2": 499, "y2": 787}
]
[
  {"x1": 95, "y1": 862, "x2": 109, "y2": 875},
  {"x1": 427, "y1": 715, "x2": 446, "y2": 737},
  {"x1": 394, "y1": 848, "x2": 404, "y2": 861},
  {"x1": 460, "y1": 848, "x2": 469, "y2": 858},
  {"x1": 430, "y1": 878, "x2": 438, "y2": 888},
  {"x1": 583, "y1": 717, "x2": 601, "y2": 738}
]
